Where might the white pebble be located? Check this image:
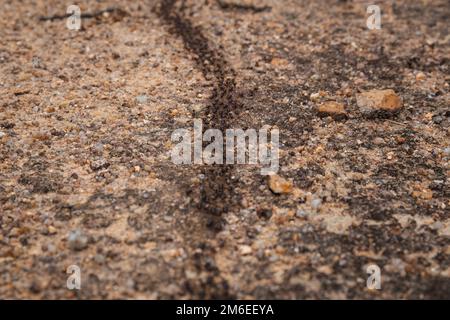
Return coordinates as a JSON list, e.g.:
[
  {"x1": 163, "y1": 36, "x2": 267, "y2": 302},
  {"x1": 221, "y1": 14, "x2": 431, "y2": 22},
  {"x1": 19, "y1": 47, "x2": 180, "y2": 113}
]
[
  {"x1": 136, "y1": 95, "x2": 148, "y2": 104},
  {"x1": 311, "y1": 198, "x2": 322, "y2": 209}
]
